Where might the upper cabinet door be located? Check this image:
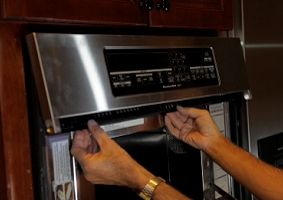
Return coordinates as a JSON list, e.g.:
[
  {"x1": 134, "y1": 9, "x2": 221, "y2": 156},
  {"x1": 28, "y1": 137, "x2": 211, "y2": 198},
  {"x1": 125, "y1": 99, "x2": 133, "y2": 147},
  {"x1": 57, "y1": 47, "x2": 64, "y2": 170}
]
[
  {"x1": 2, "y1": 0, "x2": 147, "y2": 26},
  {"x1": 149, "y1": 0, "x2": 233, "y2": 29}
]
